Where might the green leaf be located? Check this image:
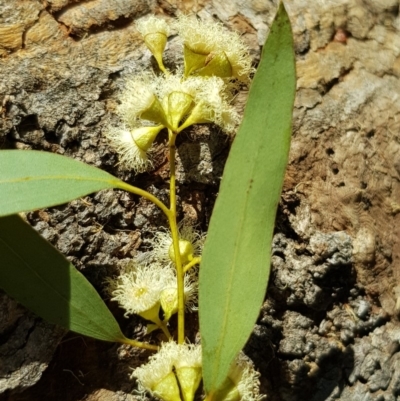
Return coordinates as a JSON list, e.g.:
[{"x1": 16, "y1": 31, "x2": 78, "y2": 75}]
[
  {"x1": 199, "y1": 3, "x2": 296, "y2": 394},
  {"x1": 0, "y1": 150, "x2": 121, "y2": 217},
  {"x1": 0, "y1": 214, "x2": 128, "y2": 343}
]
